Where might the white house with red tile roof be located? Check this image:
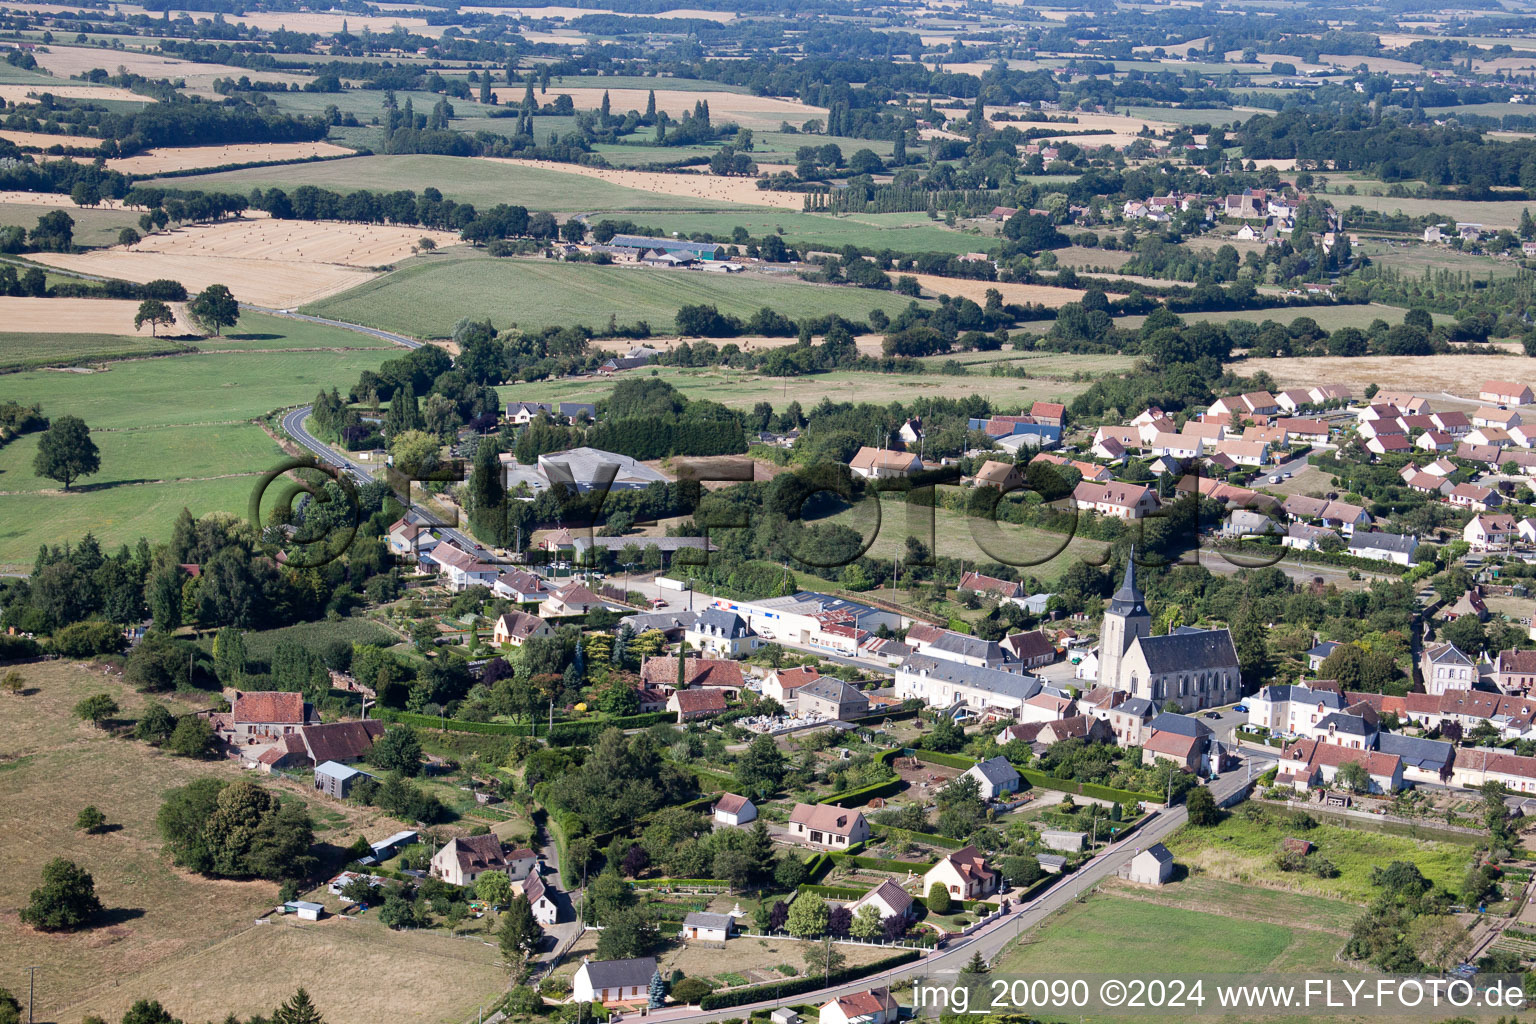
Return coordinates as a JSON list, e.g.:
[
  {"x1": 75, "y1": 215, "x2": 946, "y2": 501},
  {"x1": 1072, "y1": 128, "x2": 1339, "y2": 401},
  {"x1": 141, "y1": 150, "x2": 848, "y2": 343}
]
[
  {"x1": 1474, "y1": 407, "x2": 1522, "y2": 429},
  {"x1": 668, "y1": 687, "x2": 728, "y2": 721},
  {"x1": 924, "y1": 845, "x2": 1000, "y2": 899},
  {"x1": 1465, "y1": 513, "x2": 1518, "y2": 551},
  {"x1": 819, "y1": 990, "x2": 899, "y2": 1024},
  {"x1": 848, "y1": 878, "x2": 915, "y2": 922},
  {"x1": 786, "y1": 803, "x2": 869, "y2": 849},
  {"x1": 1072, "y1": 480, "x2": 1160, "y2": 519},
  {"x1": 1448, "y1": 482, "x2": 1503, "y2": 511},
  {"x1": 1451, "y1": 747, "x2": 1536, "y2": 792},
  {"x1": 1481, "y1": 381, "x2": 1535, "y2": 406},
  {"x1": 1279, "y1": 738, "x2": 1403, "y2": 793},
  {"x1": 763, "y1": 666, "x2": 820, "y2": 705},
  {"x1": 430, "y1": 834, "x2": 511, "y2": 887}
]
